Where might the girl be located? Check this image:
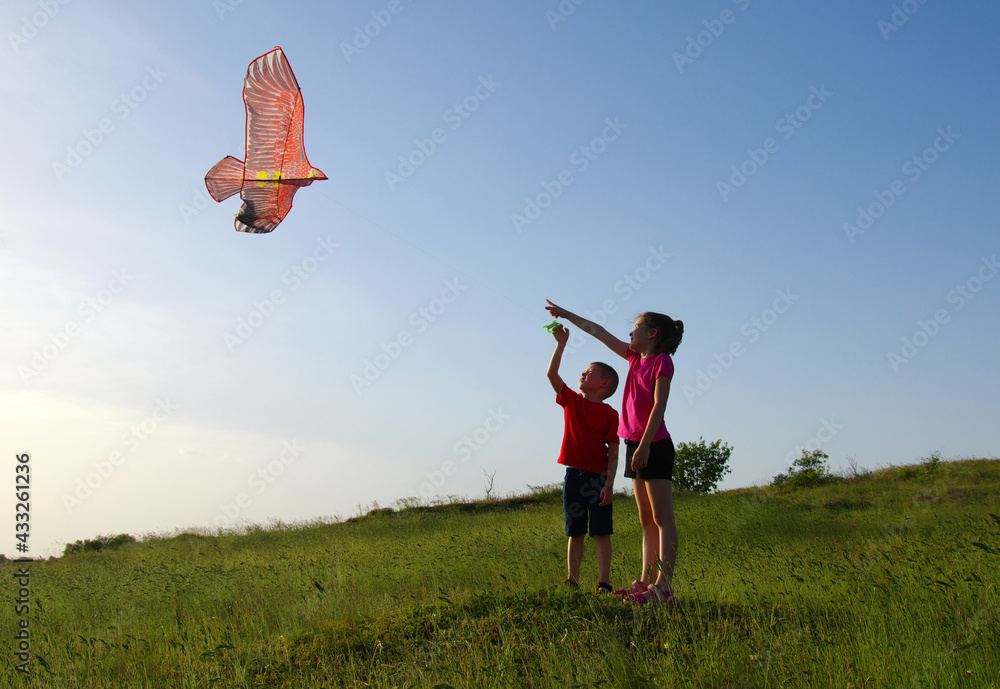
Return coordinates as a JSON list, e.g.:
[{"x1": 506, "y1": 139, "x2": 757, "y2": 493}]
[{"x1": 545, "y1": 299, "x2": 683, "y2": 604}]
